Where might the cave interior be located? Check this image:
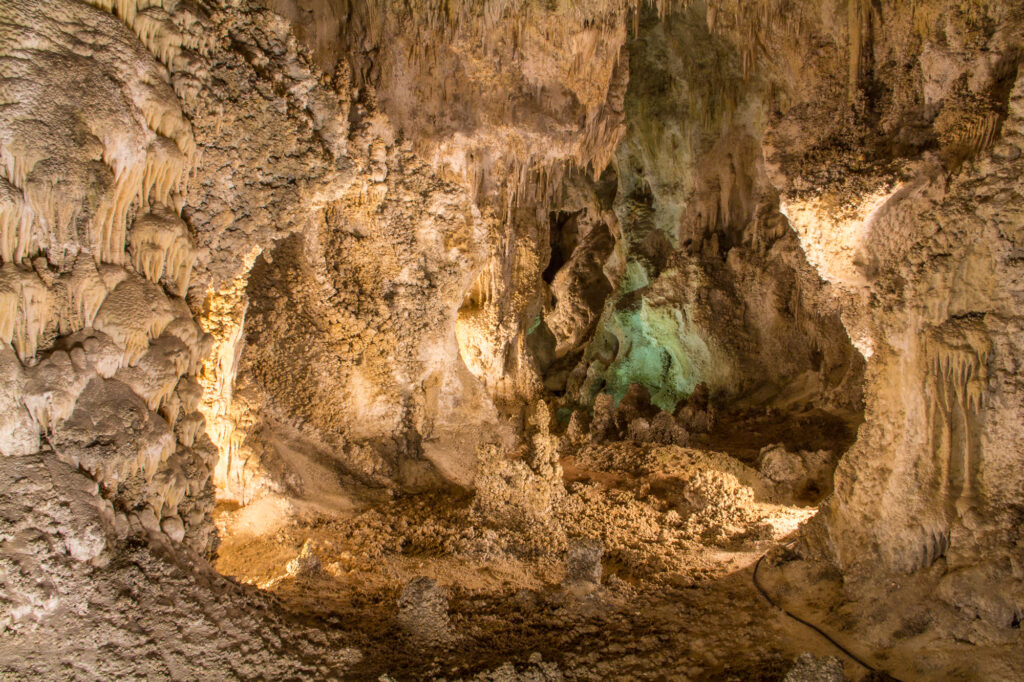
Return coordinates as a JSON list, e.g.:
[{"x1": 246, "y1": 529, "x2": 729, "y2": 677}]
[{"x1": 0, "y1": 0, "x2": 1023, "y2": 679}]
